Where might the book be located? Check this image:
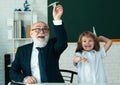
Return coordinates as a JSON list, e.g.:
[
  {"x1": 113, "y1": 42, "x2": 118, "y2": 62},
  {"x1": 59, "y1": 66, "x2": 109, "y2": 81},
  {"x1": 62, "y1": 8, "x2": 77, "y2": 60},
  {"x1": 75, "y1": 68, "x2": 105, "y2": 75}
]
[
  {"x1": 14, "y1": 20, "x2": 22, "y2": 38},
  {"x1": 26, "y1": 25, "x2": 31, "y2": 38}
]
